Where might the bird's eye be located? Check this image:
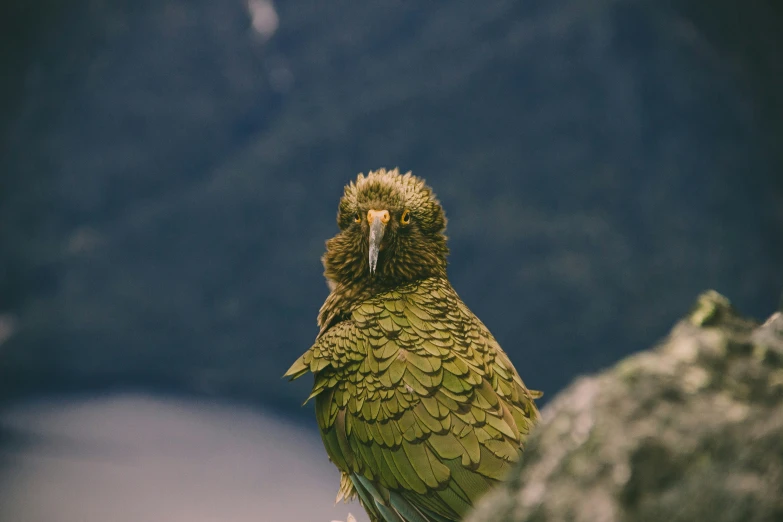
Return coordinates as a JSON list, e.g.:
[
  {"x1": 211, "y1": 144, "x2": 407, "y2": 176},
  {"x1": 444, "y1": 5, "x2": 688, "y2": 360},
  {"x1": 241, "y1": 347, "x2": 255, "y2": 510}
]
[
  {"x1": 400, "y1": 209, "x2": 411, "y2": 225},
  {"x1": 353, "y1": 213, "x2": 361, "y2": 224}
]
